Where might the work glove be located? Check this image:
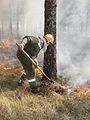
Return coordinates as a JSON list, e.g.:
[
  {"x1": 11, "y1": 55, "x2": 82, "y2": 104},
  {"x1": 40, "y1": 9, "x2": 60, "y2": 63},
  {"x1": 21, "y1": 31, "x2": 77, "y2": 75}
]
[{"x1": 16, "y1": 43, "x2": 23, "y2": 50}]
